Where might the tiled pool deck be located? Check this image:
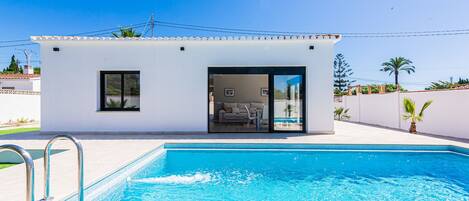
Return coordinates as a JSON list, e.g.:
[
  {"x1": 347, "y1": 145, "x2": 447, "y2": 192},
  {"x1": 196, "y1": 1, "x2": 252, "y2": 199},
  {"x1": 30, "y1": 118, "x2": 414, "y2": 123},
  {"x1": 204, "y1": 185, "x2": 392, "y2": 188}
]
[{"x1": 0, "y1": 121, "x2": 468, "y2": 201}]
